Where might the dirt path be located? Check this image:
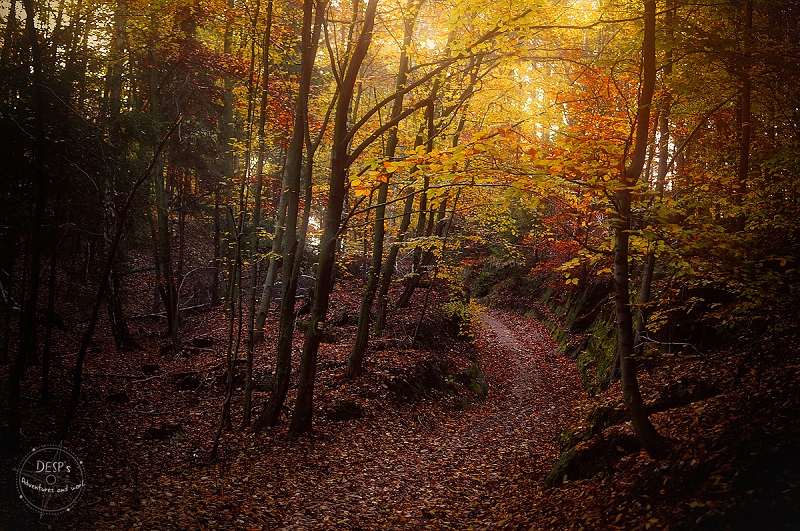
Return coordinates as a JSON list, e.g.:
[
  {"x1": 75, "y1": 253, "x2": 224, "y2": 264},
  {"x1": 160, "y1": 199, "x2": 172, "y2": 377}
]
[
  {"x1": 269, "y1": 308, "x2": 587, "y2": 528},
  {"x1": 65, "y1": 309, "x2": 586, "y2": 529}
]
